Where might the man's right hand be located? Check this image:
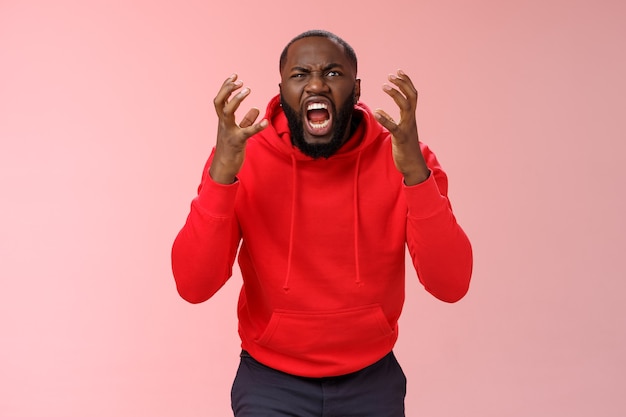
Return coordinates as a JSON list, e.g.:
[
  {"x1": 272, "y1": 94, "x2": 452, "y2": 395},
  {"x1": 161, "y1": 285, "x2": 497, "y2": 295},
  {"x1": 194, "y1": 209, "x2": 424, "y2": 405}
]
[{"x1": 209, "y1": 74, "x2": 268, "y2": 184}]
